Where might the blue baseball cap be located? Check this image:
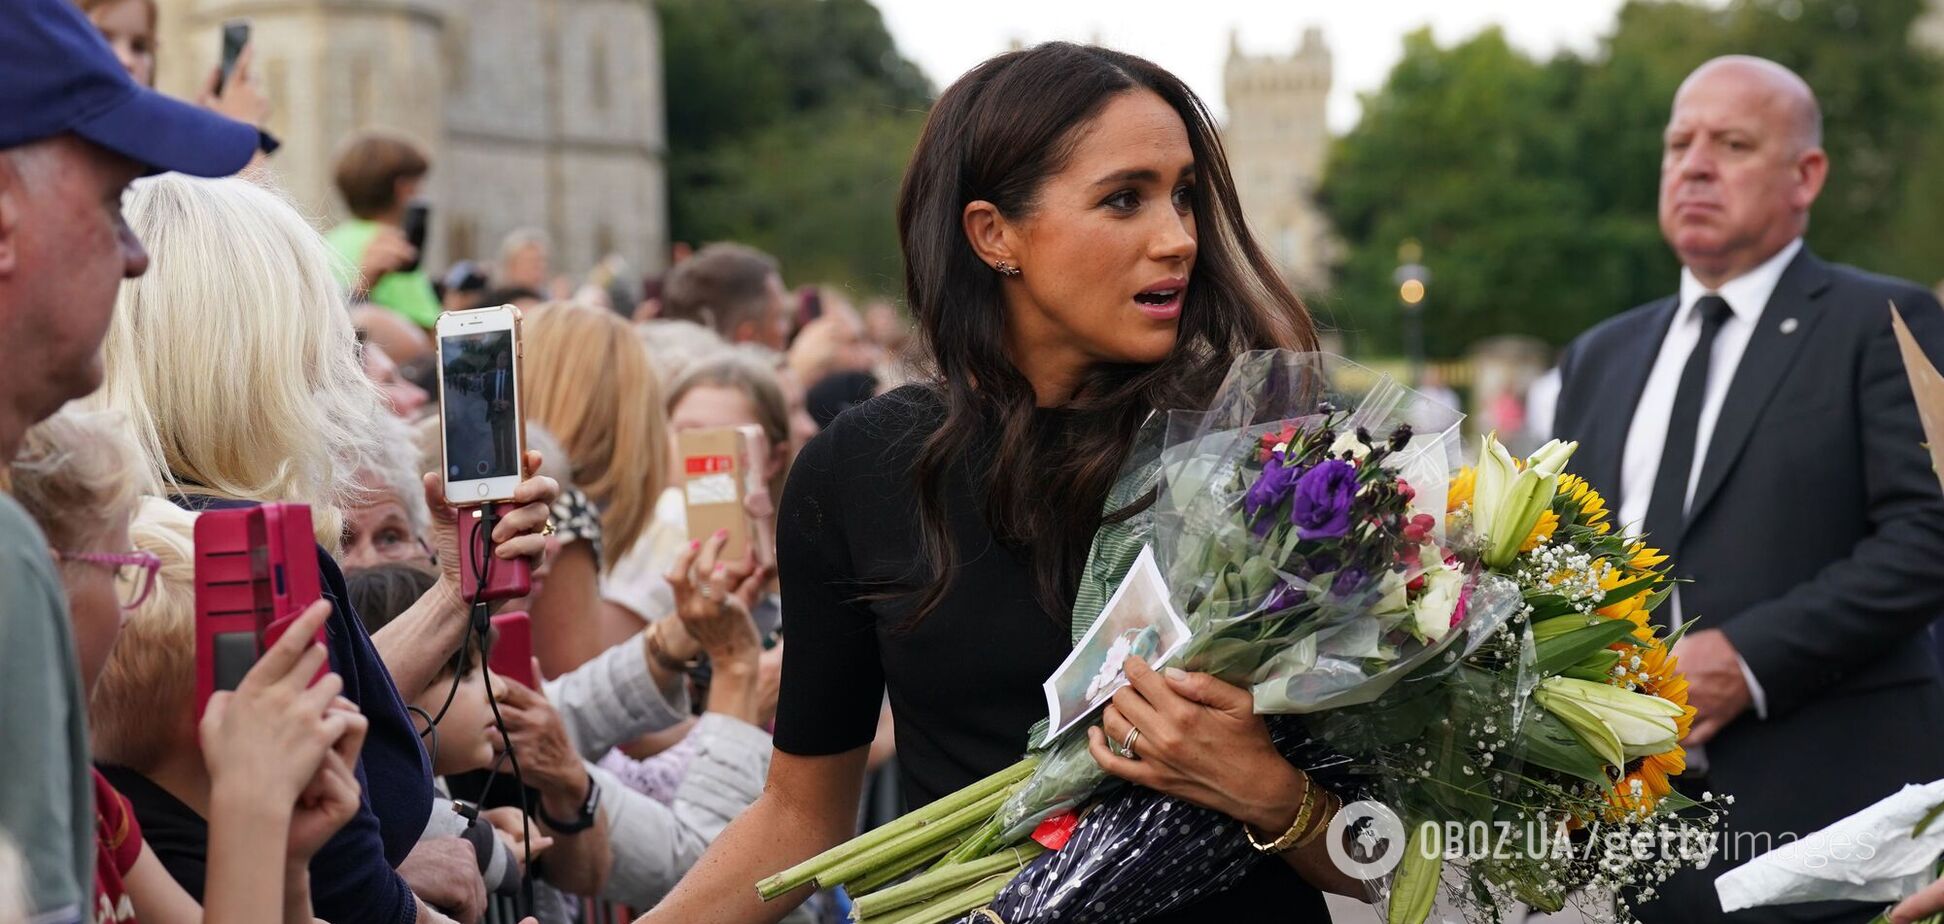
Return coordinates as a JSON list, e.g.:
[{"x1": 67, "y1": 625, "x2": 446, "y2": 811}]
[{"x1": 0, "y1": 0, "x2": 258, "y2": 176}]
